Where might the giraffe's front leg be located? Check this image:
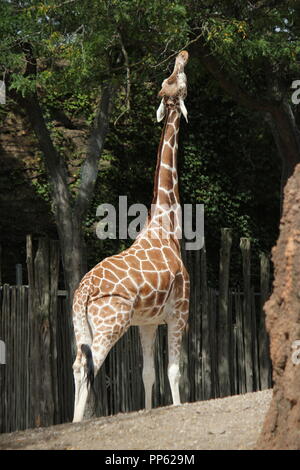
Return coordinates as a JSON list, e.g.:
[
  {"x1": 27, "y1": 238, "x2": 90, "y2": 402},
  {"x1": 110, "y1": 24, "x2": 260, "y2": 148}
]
[
  {"x1": 139, "y1": 324, "x2": 158, "y2": 410},
  {"x1": 167, "y1": 314, "x2": 188, "y2": 406}
]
